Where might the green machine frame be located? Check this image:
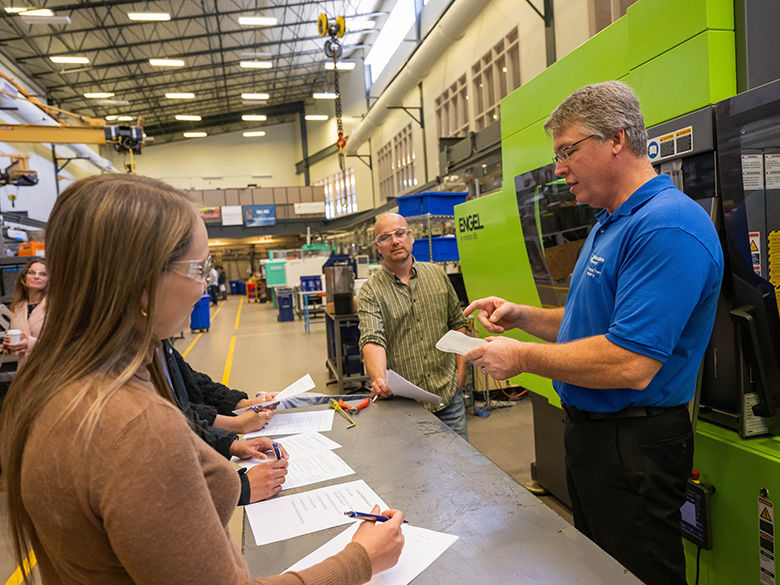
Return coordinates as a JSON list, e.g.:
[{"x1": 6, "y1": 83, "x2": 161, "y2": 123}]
[{"x1": 455, "y1": 1, "x2": 780, "y2": 583}]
